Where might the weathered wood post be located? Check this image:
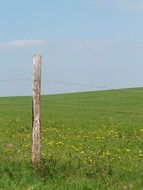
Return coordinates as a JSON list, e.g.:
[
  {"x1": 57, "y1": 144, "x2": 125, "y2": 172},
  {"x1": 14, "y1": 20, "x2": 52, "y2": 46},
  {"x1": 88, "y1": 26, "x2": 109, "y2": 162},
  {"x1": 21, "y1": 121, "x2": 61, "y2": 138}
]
[{"x1": 32, "y1": 54, "x2": 42, "y2": 167}]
